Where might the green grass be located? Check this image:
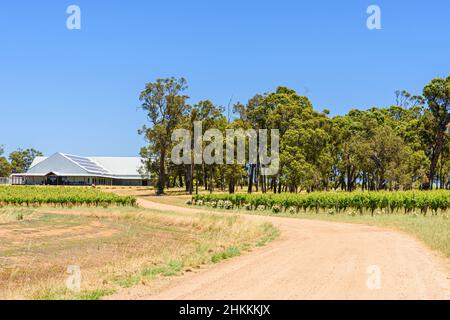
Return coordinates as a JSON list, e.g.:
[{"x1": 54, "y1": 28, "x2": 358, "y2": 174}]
[
  {"x1": 36, "y1": 288, "x2": 116, "y2": 300},
  {"x1": 255, "y1": 223, "x2": 281, "y2": 247},
  {"x1": 115, "y1": 260, "x2": 186, "y2": 288},
  {"x1": 211, "y1": 246, "x2": 241, "y2": 263}
]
